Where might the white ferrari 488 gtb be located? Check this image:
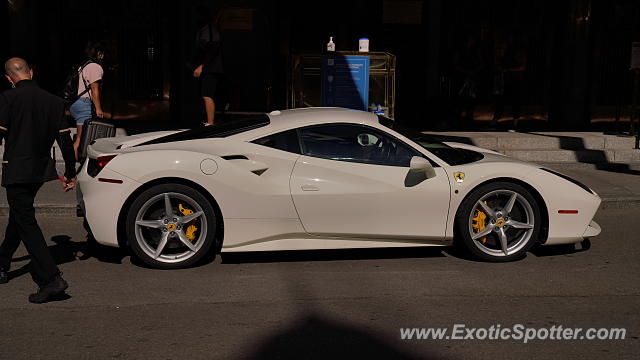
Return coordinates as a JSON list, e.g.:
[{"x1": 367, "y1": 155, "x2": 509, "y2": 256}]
[{"x1": 77, "y1": 108, "x2": 601, "y2": 269}]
